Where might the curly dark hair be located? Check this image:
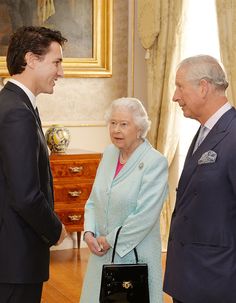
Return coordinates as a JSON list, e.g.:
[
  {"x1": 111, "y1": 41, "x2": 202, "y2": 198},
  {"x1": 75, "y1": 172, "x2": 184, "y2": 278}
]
[{"x1": 7, "y1": 26, "x2": 67, "y2": 76}]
